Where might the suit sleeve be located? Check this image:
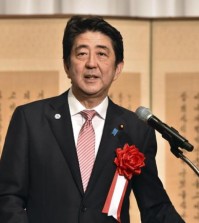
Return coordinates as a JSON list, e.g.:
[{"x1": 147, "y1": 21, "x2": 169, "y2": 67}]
[
  {"x1": 131, "y1": 126, "x2": 185, "y2": 223},
  {"x1": 0, "y1": 107, "x2": 29, "y2": 223}
]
